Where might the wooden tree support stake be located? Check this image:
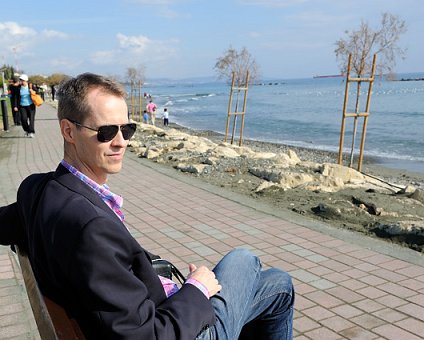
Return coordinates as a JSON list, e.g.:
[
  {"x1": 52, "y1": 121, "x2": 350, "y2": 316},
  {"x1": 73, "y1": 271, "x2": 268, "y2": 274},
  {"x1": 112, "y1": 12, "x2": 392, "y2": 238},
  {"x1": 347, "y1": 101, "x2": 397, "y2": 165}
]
[
  {"x1": 224, "y1": 71, "x2": 250, "y2": 146},
  {"x1": 338, "y1": 54, "x2": 376, "y2": 172}
]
